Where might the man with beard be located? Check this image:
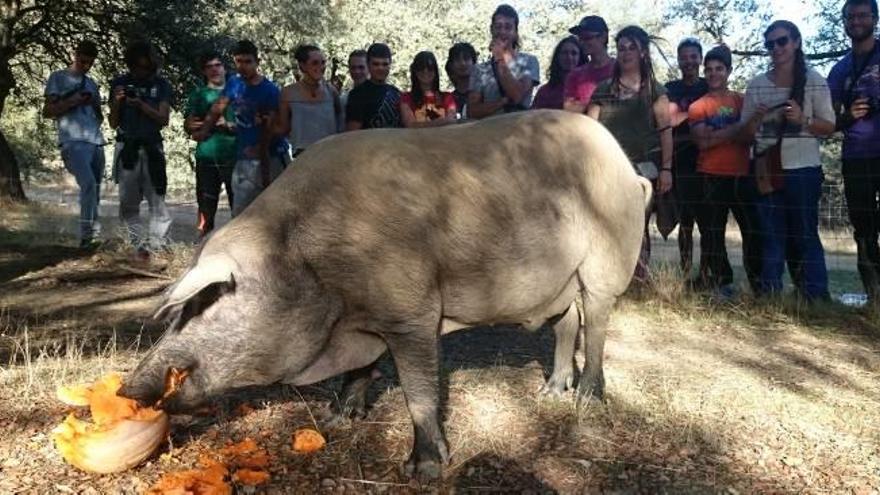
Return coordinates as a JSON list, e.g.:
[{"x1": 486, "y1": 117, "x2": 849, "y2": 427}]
[
  {"x1": 467, "y1": 4, "x2": 540, "y2": 118},
  {"x1": 828, "y1": 0, "x2": 880, "y2": 303},
  {"x1": 665, "y1": 38, "x2": 710, "y2": 284}
]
